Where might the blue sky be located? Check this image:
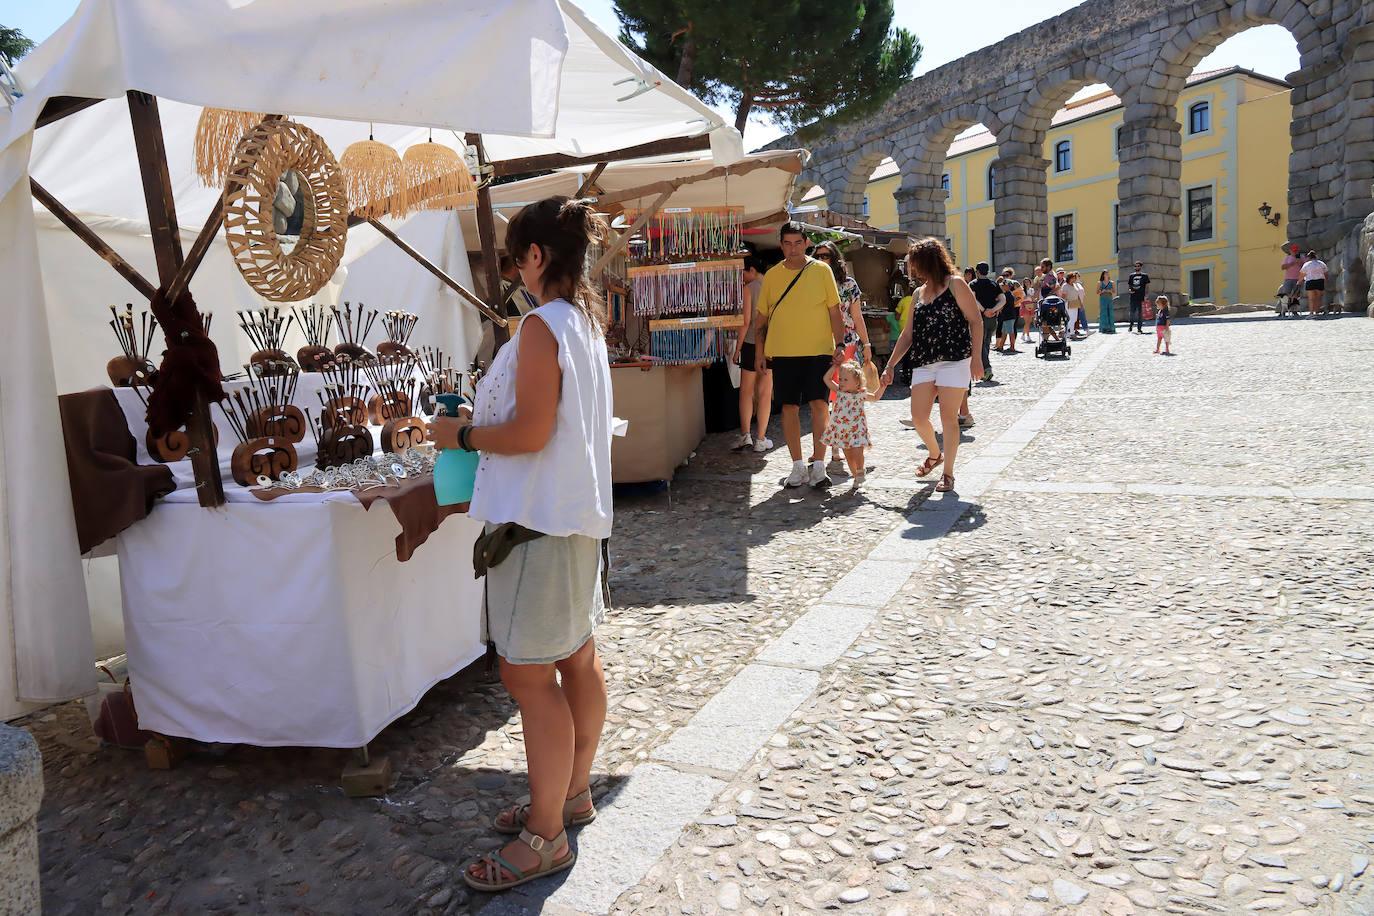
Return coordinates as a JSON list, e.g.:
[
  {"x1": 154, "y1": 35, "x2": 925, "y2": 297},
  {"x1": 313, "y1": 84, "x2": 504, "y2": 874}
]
[{"x1": 5, "y1": 1, "x2": 1301, "y2": 143}]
